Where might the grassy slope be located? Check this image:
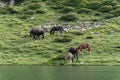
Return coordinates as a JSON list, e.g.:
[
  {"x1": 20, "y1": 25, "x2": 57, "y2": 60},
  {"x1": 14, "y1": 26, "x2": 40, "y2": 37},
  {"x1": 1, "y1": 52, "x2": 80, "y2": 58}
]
[{"x1": 0, "y1": 0, "x2": 120, "y2": 65}]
